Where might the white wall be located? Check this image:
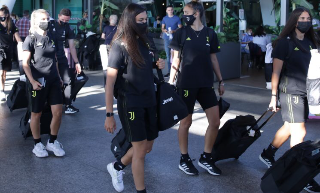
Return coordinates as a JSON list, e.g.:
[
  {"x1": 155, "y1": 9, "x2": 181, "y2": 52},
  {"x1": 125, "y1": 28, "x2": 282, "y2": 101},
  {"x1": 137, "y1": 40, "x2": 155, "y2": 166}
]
[
  {"x1": 0, "y1": 0, "x2": 17, "y2": 12},
  {"x1": 260, "y1": 0, "x2": 277, "y2": 26}
]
